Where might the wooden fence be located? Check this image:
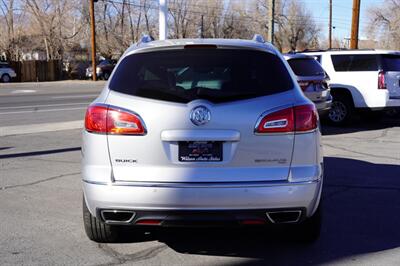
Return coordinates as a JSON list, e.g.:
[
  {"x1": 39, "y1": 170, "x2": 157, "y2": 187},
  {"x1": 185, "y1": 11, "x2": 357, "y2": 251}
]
[{"x1": 9, "y1": 60, "x2": 62, "y2": 82}]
